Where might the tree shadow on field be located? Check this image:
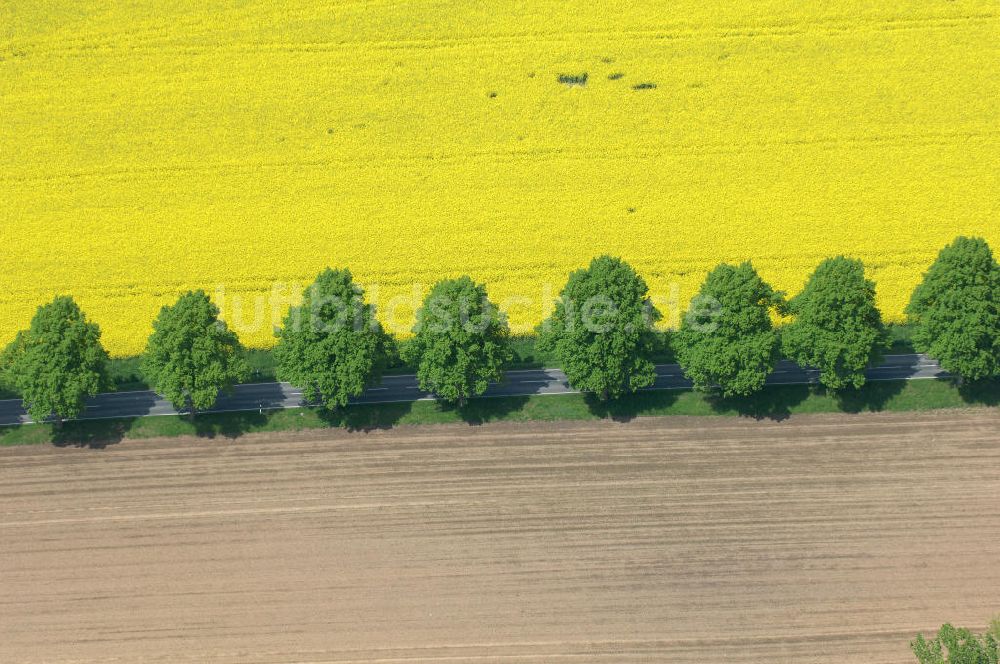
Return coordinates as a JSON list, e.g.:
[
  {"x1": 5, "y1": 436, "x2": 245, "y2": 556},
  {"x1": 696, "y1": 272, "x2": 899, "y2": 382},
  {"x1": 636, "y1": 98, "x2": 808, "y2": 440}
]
[
  {"x1": 445, "y1": 395, "x2": 531, "y2": 425},
  {"x1": 708, "y1": 383, "x2": 811, "y2": 421},
  {"x1": 831, "y1": 379, "x2": 908, "y2": 413},
  {"x1": 317, "y1": 401, "x2": 413, "y2": 432},
  {"x1": 319, "y1": 394, "x2": 531, "y2": 430},
  {"x1": 192, "y1": 410, "x2": 273, "y2": 440},
  {"x1": 51, "y1": 418, "x2": 135, "y2": 449},
  {"x1": 958, "y1": 378, "x2": 1000, "y2": 407},
  {"x1": 584, "y1": 388, "x2": 681, "y2": 423}
]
